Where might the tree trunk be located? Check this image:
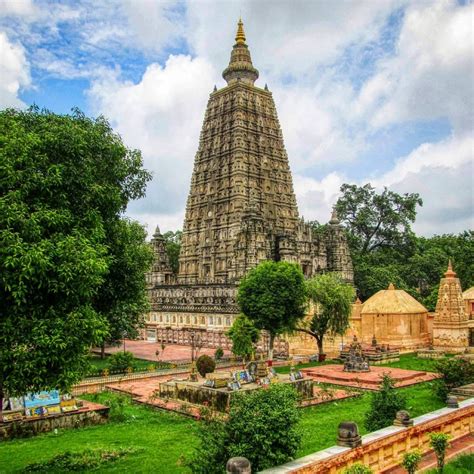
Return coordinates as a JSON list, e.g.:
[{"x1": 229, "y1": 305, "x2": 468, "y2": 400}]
[
  {"x1": 268, "y1": 333, "x2": 275, "y2": 366},
  {"x1": 0, "y1": 384, "x2": 4, "y2": 419},
  {"x1": 100, "y1": 343, "x2": 105, "y2": 359},
  {"x1": 317, "y1": 338, "x2": 324, "y2": 355}
]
